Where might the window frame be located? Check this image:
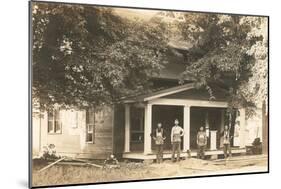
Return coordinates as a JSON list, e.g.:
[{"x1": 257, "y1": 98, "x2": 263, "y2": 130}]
[
  {"x1": 70, "y1": 110, "x2": 79, "y2": 128},
  {"x1": 86, "y1": 123, "x2": 95, "y2": 143},
  {"x1": 85, "y1": 109, "x2": 95, "y2": 143},
  {"x1": 47, "y1": 108, "x2": 62, "y2": 134}
]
